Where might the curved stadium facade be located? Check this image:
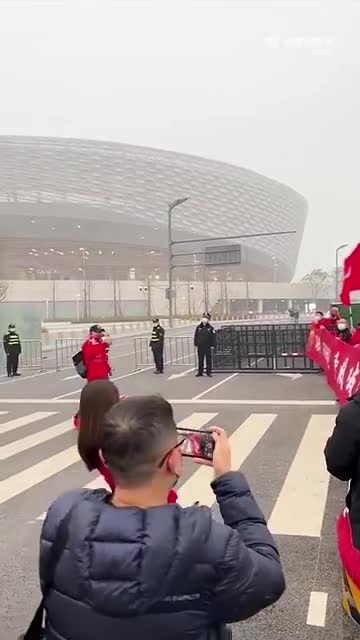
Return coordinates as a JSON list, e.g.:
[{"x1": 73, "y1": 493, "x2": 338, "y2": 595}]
[{"x1": 0, "y1": 136, "x2": 307, "y2": 282}]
